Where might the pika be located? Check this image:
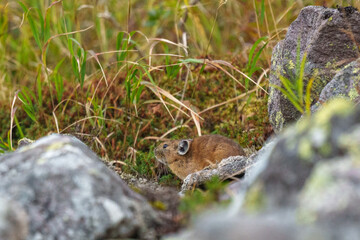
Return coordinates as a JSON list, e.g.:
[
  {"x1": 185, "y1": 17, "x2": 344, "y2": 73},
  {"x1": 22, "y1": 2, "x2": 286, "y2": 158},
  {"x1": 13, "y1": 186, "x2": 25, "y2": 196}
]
[{"x1": 154, "y1": 135, "x2": 245, "y2": 180}]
